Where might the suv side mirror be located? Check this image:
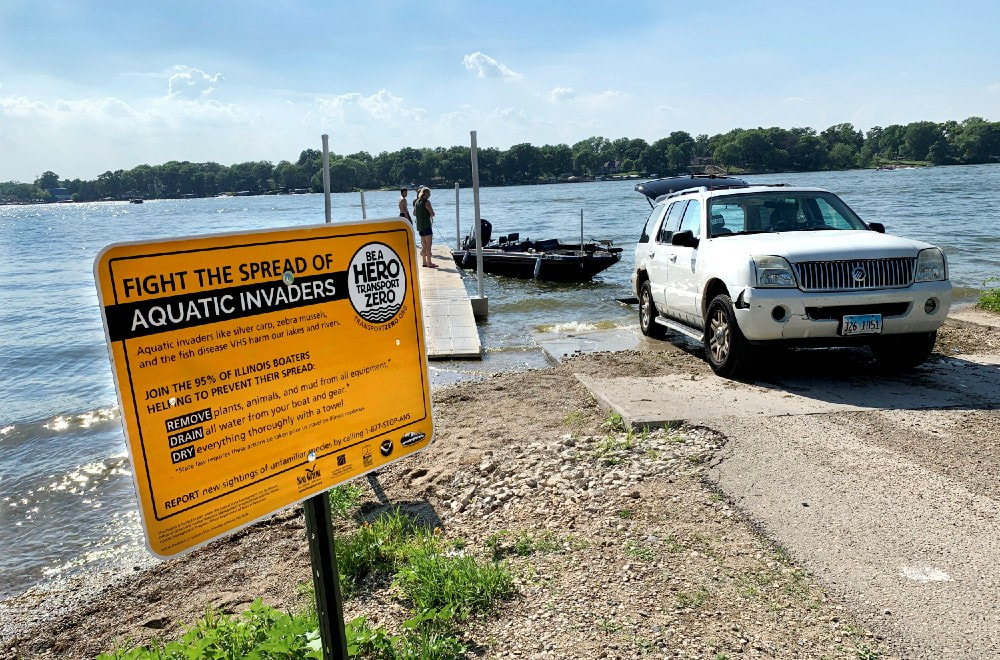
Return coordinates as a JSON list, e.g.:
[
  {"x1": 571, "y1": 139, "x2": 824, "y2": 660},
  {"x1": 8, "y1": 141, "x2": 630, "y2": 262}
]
[
  {"x1": 671, "y1": 230, "x2": 699, "y2": 248},
  {"x1": 868, "y1": 222, "x2": 885, "y2": 233}
]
